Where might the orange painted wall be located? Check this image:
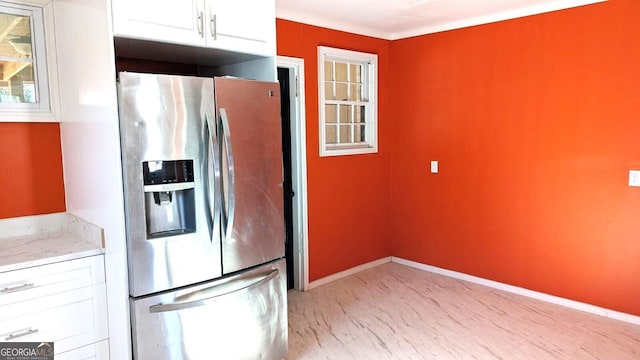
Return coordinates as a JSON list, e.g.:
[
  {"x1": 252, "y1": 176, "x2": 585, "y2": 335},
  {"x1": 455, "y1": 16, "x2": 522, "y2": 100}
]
[
  {"x1": 276, "y1": 19, "x2": 392, "y2": 281},
  {"x1": 0, "y1": 123, "x2": 66, "y2": 219},
  {"x1": 389, "y1": 0, "x2": 640, "y2": 315}
]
